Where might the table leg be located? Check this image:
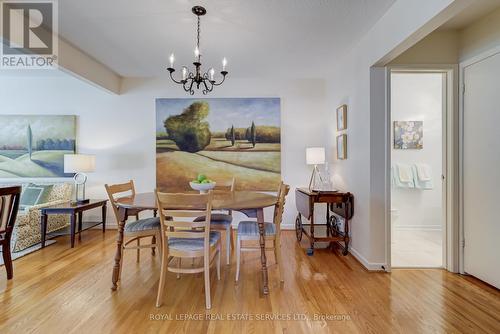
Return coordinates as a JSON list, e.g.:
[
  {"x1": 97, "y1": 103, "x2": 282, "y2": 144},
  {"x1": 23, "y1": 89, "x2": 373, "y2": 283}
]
[
  {"x1": 41, "y1": 213, "x2": 48, "y2": 248},
  {"x1": 309, "y1": 212, "x2": 315, "y2": 255},
  {"x1": 257, "y1": 208, "x2": 269, "y2": 295},
  {"x1": 70, "y1": 213, "x2": 76, "y2": 248},
  {"x1": 111, "y1": 208, "x2": 126, "y2": 291},
  {"x1": 102, "y1": 204, "x2": 107, "y2": 233},
  {"x1": 78, "y1": 212, "x2": 83, "y2": 240}
]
